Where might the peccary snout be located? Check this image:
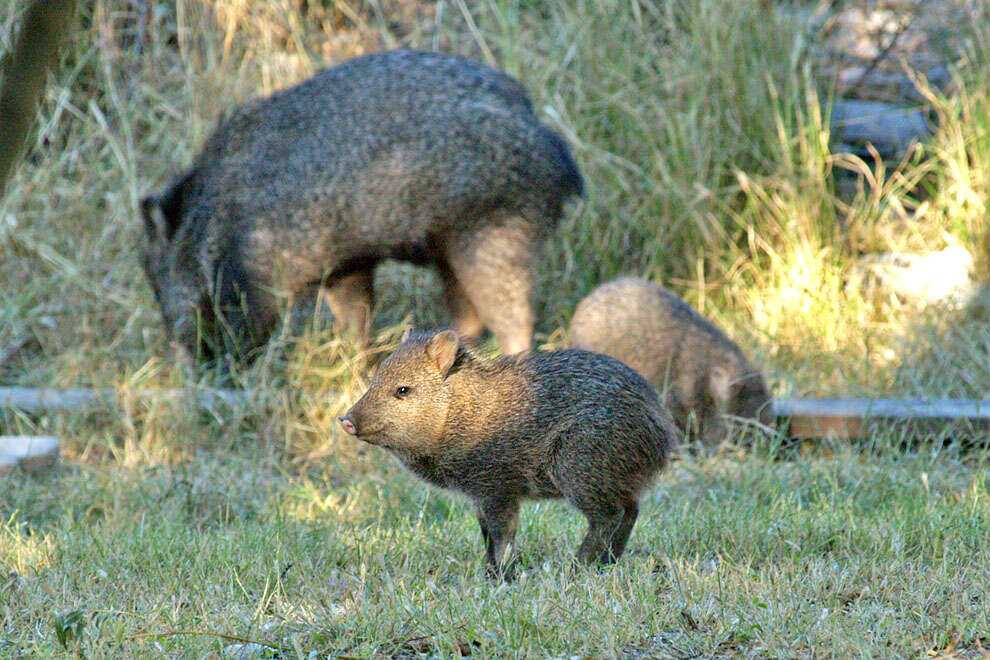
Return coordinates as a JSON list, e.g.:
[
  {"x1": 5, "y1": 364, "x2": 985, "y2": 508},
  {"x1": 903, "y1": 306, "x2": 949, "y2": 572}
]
[
  {"x1": 337, "y1": 329, "x2": 456, "y2": 451},
  {"x1": 338, "y1": 415, "x2": 357, "y2": 436}
]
